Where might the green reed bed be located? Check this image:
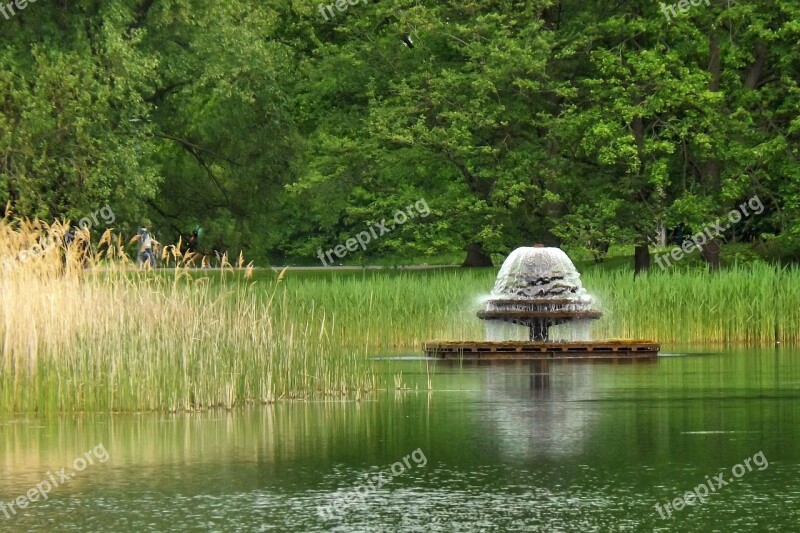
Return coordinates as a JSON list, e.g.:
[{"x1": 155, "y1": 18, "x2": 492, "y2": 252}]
[
  {"x1": 266, "y1": 269, "x2": 492, "y2": 352},
  {"x1": 222, "y1": 264, "x2": 800, "y2": 355},
  {"x1": 585, "y1": 264, "x2": 800, "y2": 345},
  {"x1": 4, "y1": 219, "x2": 800, "y2": 415},
  {"x1": 1, "y1": 272, "x2": 379, "y2": 415},
  {"x1": 0, "y1": 220, "x2": 378, "y2": 414},
  {"x1": 265, "y1": 264, "x2": 800, "y2": 351}
]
